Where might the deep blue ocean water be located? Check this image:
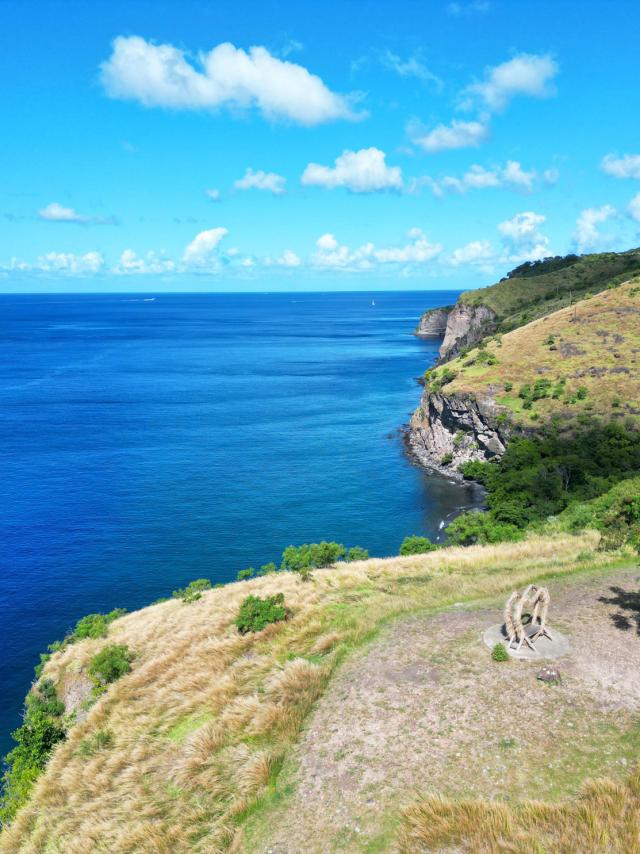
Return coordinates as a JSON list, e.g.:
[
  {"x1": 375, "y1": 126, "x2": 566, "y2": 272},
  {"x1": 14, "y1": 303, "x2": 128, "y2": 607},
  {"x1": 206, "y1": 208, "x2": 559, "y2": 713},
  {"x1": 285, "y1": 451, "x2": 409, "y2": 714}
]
[{"x1": 0, "y1": 290, "x2": 480, "y2": 755}]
